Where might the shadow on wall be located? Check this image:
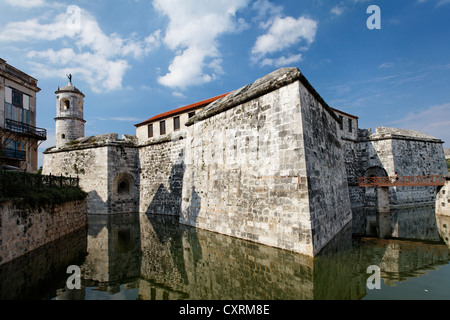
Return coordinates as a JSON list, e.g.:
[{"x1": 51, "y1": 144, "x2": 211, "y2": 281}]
[
  {"x1": 145, "y1": 154, "x2": 187, "y2": 217},
  {"x1": 144, "y1": 149, "x2": 202, "y2": 227},
  {"x1": 142, "y1": 149, "x2": 203, "y2": 285}
]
